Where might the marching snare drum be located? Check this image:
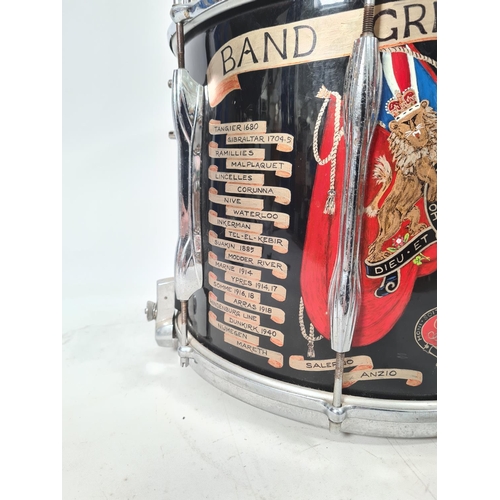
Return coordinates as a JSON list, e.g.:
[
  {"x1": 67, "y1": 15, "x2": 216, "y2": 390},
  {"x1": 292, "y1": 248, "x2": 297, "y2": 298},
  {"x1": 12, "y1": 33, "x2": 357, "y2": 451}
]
[{"x1": 147, "y1": 0, "x2": 437, "y2": 438}]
